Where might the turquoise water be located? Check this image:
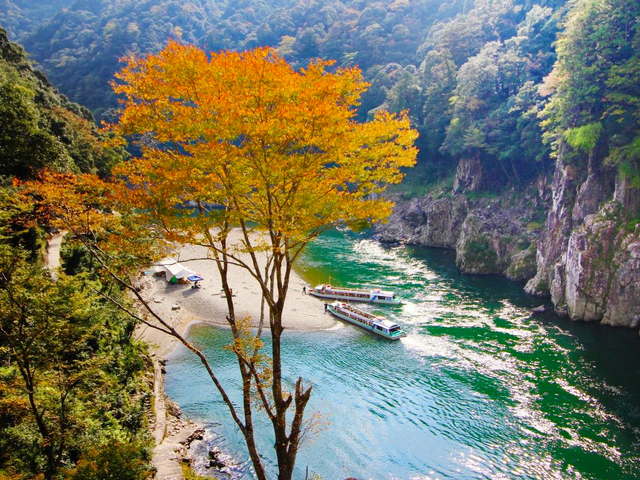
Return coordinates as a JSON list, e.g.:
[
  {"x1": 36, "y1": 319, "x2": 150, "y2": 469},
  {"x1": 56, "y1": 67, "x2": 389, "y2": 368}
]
[{"x1": 165, "y1": 230, "x2": 640, "y2": 479}]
